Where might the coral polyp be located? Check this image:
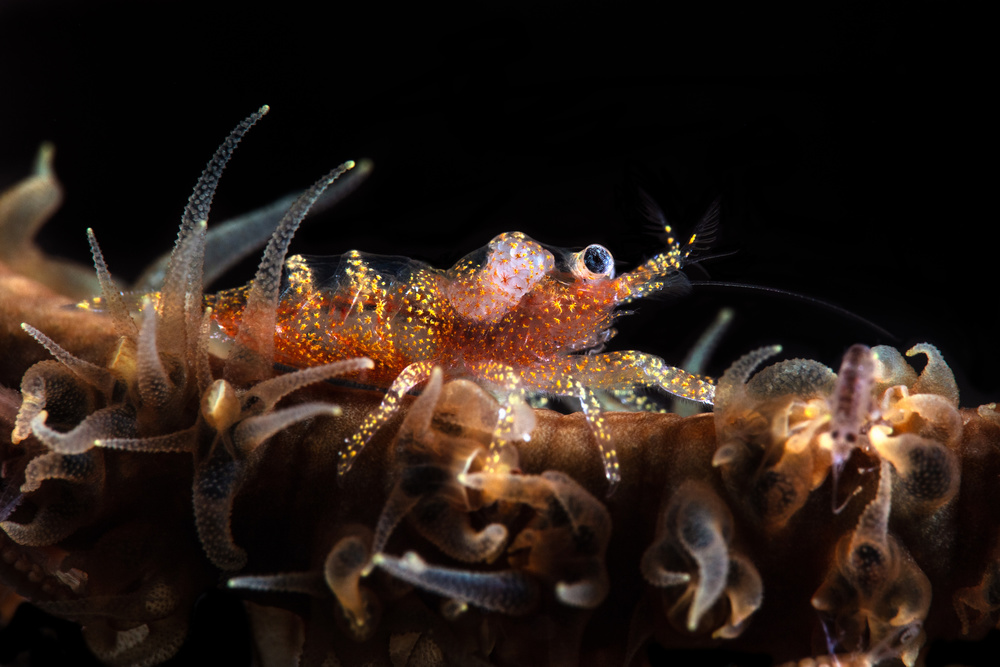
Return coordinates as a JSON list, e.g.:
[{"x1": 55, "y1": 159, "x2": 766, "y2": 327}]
[{"x1": 2, "y1": 111, "x2": 999, "y2": 666}]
